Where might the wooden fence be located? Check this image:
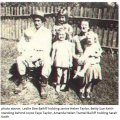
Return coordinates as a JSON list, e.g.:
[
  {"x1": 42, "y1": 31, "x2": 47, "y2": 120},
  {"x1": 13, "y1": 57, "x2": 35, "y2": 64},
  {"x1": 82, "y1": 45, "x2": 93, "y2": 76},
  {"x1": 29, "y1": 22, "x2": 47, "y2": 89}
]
[{"x1": 1, "y1": 5, "x2": 118, "y2": 49}]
